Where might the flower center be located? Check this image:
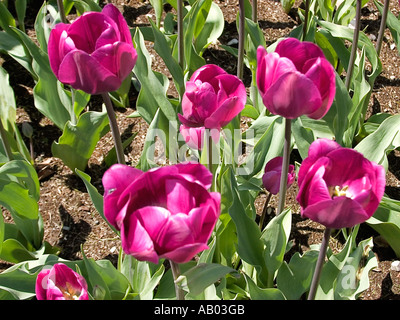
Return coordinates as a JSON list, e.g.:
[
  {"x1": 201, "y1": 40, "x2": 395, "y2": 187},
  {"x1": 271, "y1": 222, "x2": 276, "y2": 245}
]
[
  {"x1": 60, "y1": 282, "x2": 81, "y2": 300},
  {"x1": 329, "y1": 185, "x2": 349, "y2": 198}
]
